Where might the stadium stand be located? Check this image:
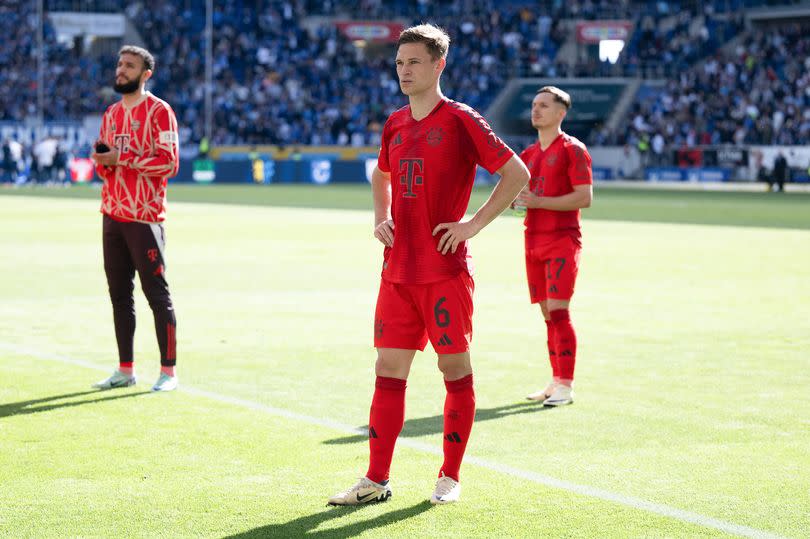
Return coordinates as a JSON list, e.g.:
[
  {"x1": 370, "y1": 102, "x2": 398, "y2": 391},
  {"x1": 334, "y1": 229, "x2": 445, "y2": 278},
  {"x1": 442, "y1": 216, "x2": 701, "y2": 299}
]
[
  {"x1": 0, "y1": 0, "x2": 807, "y2": 180},
  {"x1": 594, "y1": 23, "x2": 810, "y2": 147}
]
